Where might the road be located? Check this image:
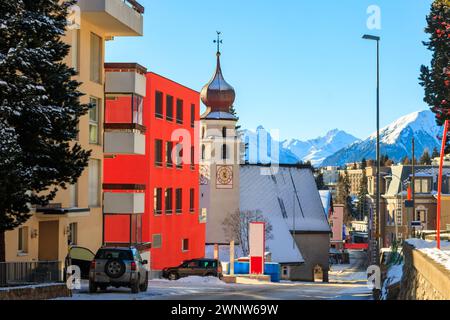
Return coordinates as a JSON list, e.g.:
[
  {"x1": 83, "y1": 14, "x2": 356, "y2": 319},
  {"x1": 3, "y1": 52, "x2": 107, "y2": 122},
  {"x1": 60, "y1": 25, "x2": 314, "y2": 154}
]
[{"x1": 62, "y1": 250, "x2": 372, "y2": 300}]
